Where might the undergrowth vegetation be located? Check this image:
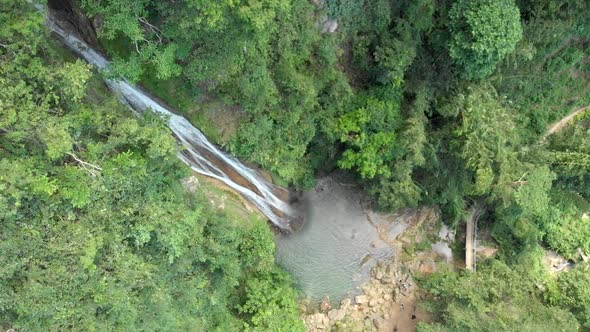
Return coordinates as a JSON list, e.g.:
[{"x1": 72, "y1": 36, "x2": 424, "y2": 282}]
[{"x1": 2, "y1": 0, "x2": 590, "y2": 330}]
